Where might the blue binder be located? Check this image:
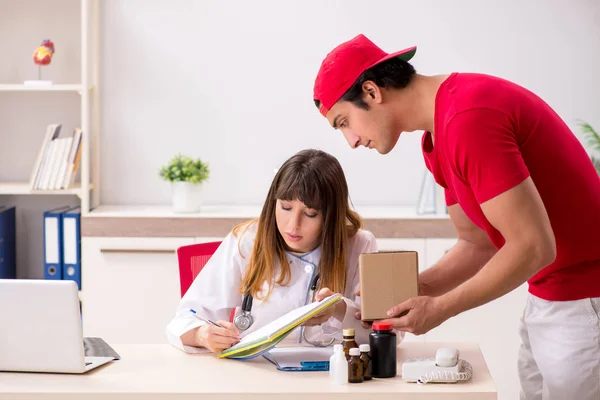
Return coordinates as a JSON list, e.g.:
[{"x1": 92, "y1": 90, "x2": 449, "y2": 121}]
[
  {"x1": 0, "y1": 206, "x2": 16, "y2": 279},
  {"x1": 62, "y1": 206, "x2": 81, "y2": 289},
  {"x1": 43, "y1": 206, "x2": 71, "y2": 280}
]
